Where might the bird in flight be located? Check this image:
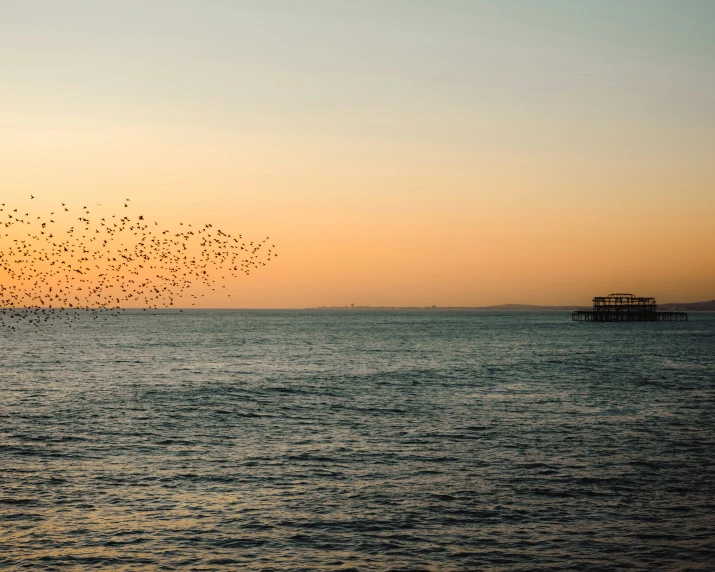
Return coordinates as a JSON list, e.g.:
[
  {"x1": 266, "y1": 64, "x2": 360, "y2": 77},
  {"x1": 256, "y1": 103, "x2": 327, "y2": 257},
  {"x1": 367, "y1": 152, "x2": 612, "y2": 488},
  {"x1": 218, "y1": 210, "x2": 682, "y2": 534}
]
[{"x1": 0, "y1": 196, "x2": 278, "y2": 330}]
